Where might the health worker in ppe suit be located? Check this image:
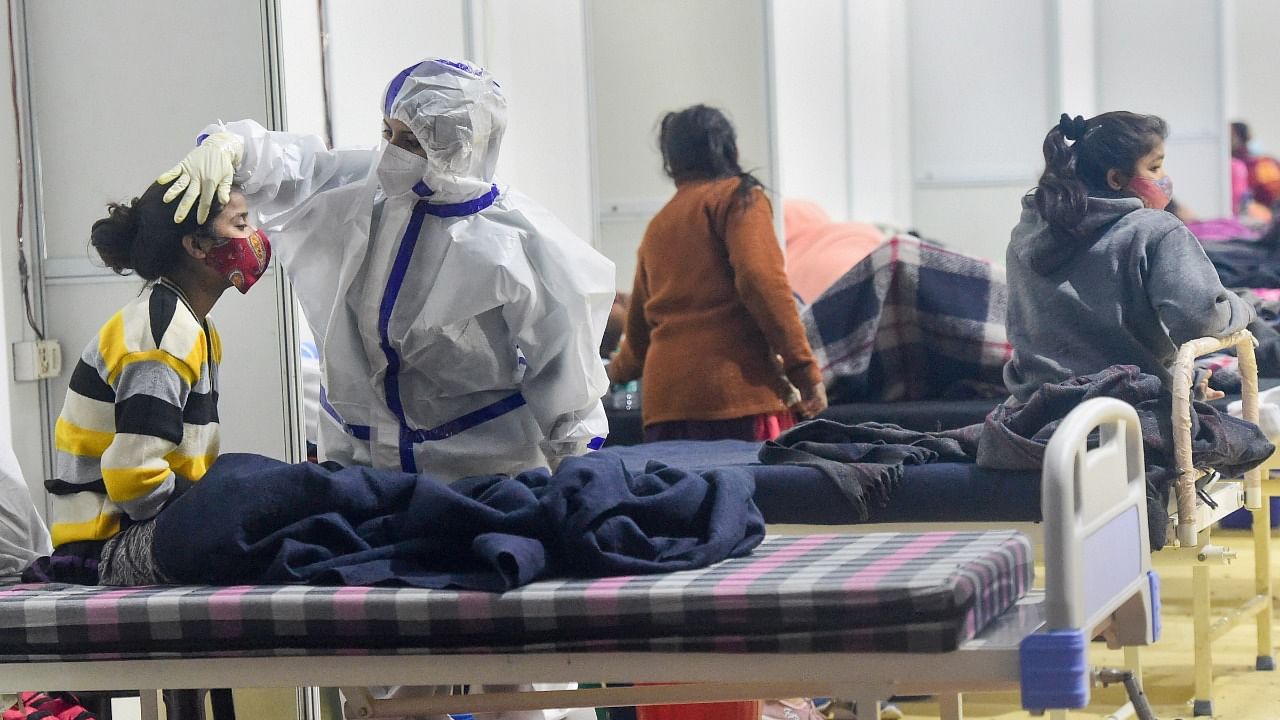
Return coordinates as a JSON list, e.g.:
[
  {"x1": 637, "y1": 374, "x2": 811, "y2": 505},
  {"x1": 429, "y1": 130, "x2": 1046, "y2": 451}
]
[{"x1": 158, "y1": 58, "x2": 614, "y2": 481}]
